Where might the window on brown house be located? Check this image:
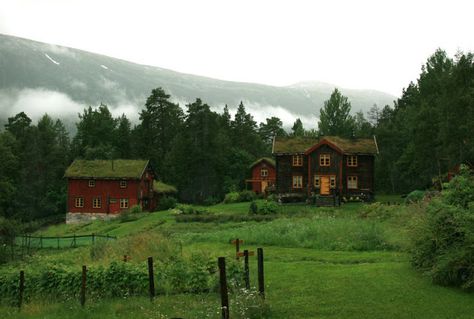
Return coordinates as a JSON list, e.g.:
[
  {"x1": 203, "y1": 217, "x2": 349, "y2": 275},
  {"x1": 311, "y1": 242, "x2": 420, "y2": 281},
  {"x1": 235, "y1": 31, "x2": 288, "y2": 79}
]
[
  {"x1": 120, "y1": 198, "x2": 129, "y2": 209},
  {"x1": 75, "y1": 197, "x2": 84, "y2": 208},
  {"x1": 292, "y1": 175, "x2": 303, "y2": 189},
  {"x1": 314, "y1": 176, "x2": 320, "y2": 188},
  {"x1": 292, "y1": 155, "x2": 303, "y2": 166},
  {"x1": 92, "y1": 197, "x2": 101, "y2": 208},
  {"x1": 320, "y1": 154, "x2": 330, "y2": 166},
  {"x1": 347, "y1": 155, "x2": 358, "y2": 167},
  {"x1": 330, "y1": 176, "x2": 336, "y2": 189},
  {"x1": 88, "y1": 180, "x2": 95, "y2": 187},
  {"x1": 261, "y1": 168, "x2": 268, "y2": 177},
  {"x1": 120, "y1": 180, "x2": 127, "y2": 188},
  {"x1": 347, "y1": 176, "x2": 358, "y2": 189}
]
